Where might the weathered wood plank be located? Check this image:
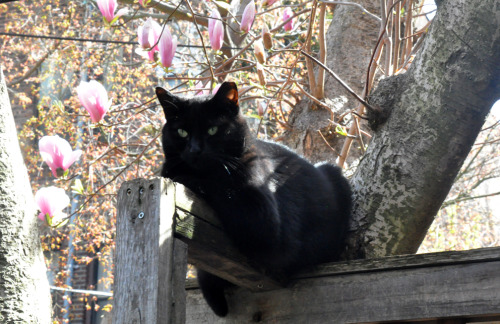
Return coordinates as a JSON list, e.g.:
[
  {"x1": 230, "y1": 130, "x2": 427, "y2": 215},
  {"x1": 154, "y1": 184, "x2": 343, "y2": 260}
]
[
  {"x1": 172, "y1": 239, "x2": 188, "y2": 324},
  {"x1": 185, "y1": 256, "x2": 500, "y2": 323},
  {"x1": 172, "y1": 181, "x2": 284, "y2": 291},
  {"x1": 296, "y1": 246, "x2": 500, "y2": 279},
  {"x1": 113, "y1": 178, "x2": 187, "y2": 324}
]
